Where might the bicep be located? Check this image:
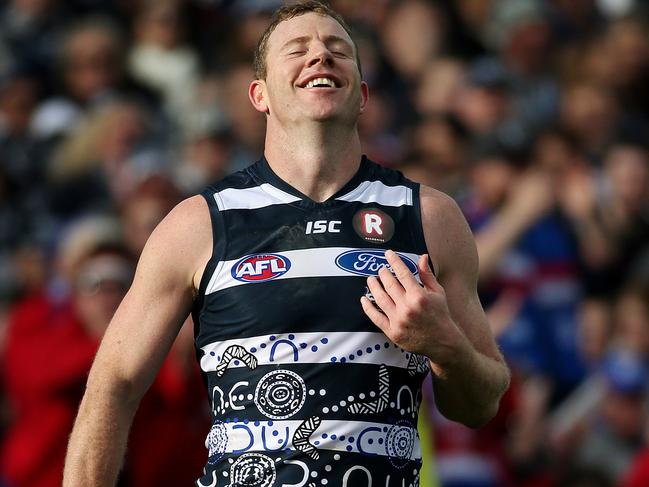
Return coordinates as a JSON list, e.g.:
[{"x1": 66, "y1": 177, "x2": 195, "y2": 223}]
[
  {"x1": 88, "y1": 197, "x2": 211, "y2": 397},
  {"x1": 421, "y1": 187, "x2": 503, "y2": 363}
]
